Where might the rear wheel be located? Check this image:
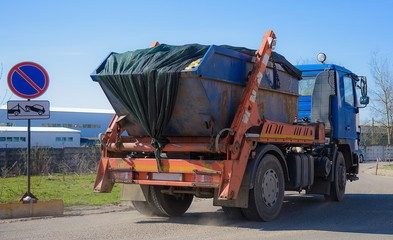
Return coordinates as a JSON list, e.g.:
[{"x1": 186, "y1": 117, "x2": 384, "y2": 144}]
[
  {"x1": 132, "y1": 200, "x2": 164, "y2": 217},
  {"x1": 241, "y1": 154, "x2": 284, "y2": 221},
  {"x1": 132, "y1": 186, "x2": 165, "y2": 217},
  {"x1": 150, "y1": 186, "x2": 193, "y2": 217}
]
